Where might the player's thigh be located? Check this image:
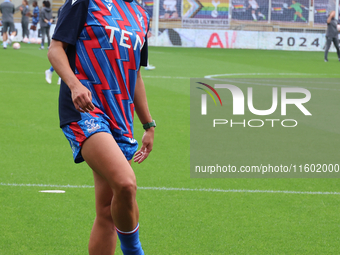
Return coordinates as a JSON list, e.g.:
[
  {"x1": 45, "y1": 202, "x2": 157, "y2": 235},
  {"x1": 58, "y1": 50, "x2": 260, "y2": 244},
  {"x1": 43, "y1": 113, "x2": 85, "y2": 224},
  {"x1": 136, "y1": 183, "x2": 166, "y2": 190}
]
[
  {"x1": 93, "y1": 170, "x2": 114, "y2": 219},
  {"x1": 82, "y1": 132, "x2": 136, "y2": 190},
  {"x1": 92, "y1": 159, "x2": 132, "y2": 217}
]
